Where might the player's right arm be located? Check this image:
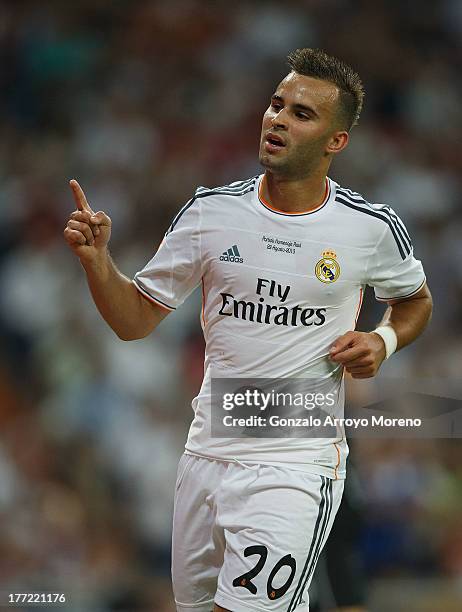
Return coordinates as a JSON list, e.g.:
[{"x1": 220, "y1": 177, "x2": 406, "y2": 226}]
[{"x1": 64, "y1": 179, "x2": 169, "y2": 340}]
